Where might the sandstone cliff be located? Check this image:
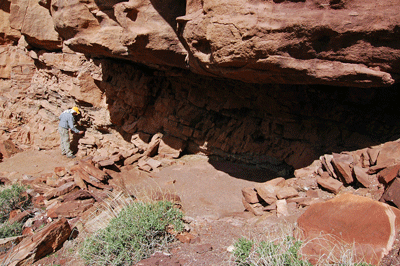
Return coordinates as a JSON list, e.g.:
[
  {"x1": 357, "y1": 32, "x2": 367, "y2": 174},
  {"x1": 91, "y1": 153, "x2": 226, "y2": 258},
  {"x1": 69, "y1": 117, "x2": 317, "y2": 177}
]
[{"x1": 0, "y1": 0, "x2": 400, "y2": 172}]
